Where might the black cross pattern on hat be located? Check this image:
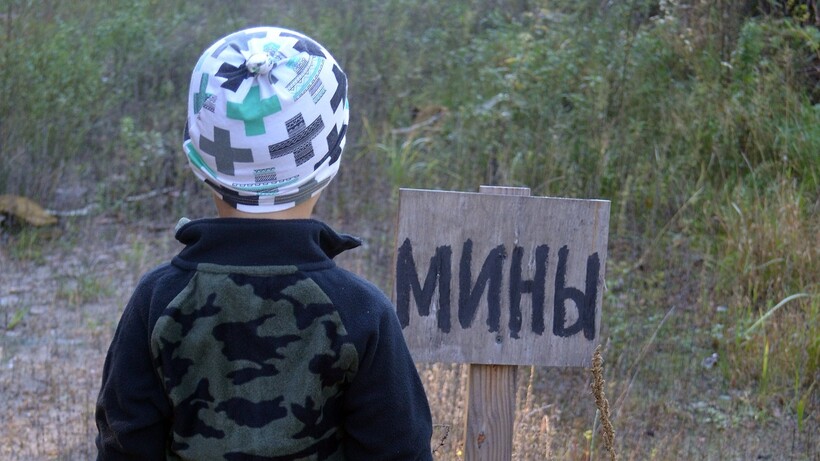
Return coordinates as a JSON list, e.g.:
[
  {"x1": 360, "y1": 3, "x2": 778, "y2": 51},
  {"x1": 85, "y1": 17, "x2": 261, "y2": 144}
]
[
  {"x1": 212, "y1": 30, "x2": 269, "y2": 92},
  {"x1": 199, "y1": 127, "x2": 254, "y2": 175},
  {"x1": 330, "y1": 65, "x2": 346, "y2": 112},
  {"x1": 280, "y1": 32, "x2": 325, "y2": 58},
  {"x1": 212, "y1": 30, "x2": 267, "y2": 58},
  {"x1": 216, "y1": 62, "x2": 251, "y2": 92},
  {"x1": 313, "y1": 123, "x2": 346, "y2": 170},
  {"x1": 206, "y1": 179, "x2": 259, "y2": 208},
  {"x1": 268, "y1": 114, "x2": 325, "y2": 167}
]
